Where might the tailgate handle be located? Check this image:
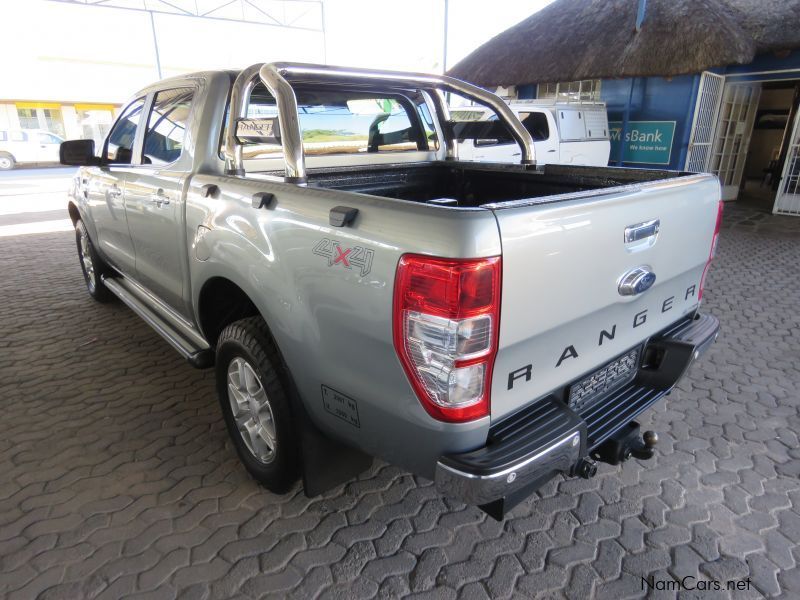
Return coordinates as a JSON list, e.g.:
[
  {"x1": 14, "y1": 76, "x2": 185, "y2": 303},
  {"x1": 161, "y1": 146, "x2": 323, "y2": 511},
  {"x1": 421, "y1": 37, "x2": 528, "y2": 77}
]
[{"x1": 624, "y1": 219, "x2": 660, "y2": 243}]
